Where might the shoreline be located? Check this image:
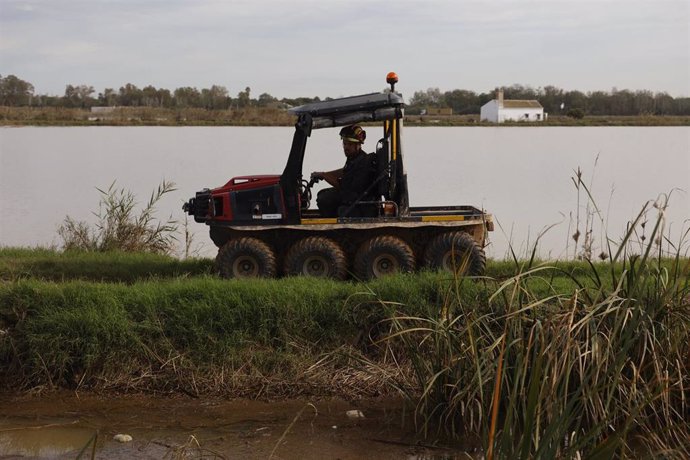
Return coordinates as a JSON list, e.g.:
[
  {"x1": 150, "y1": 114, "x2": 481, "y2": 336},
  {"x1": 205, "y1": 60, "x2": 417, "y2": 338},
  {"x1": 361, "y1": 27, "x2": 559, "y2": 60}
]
[{"x1": 1, "y1": 106, "x2": 689, "y2": 127}]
